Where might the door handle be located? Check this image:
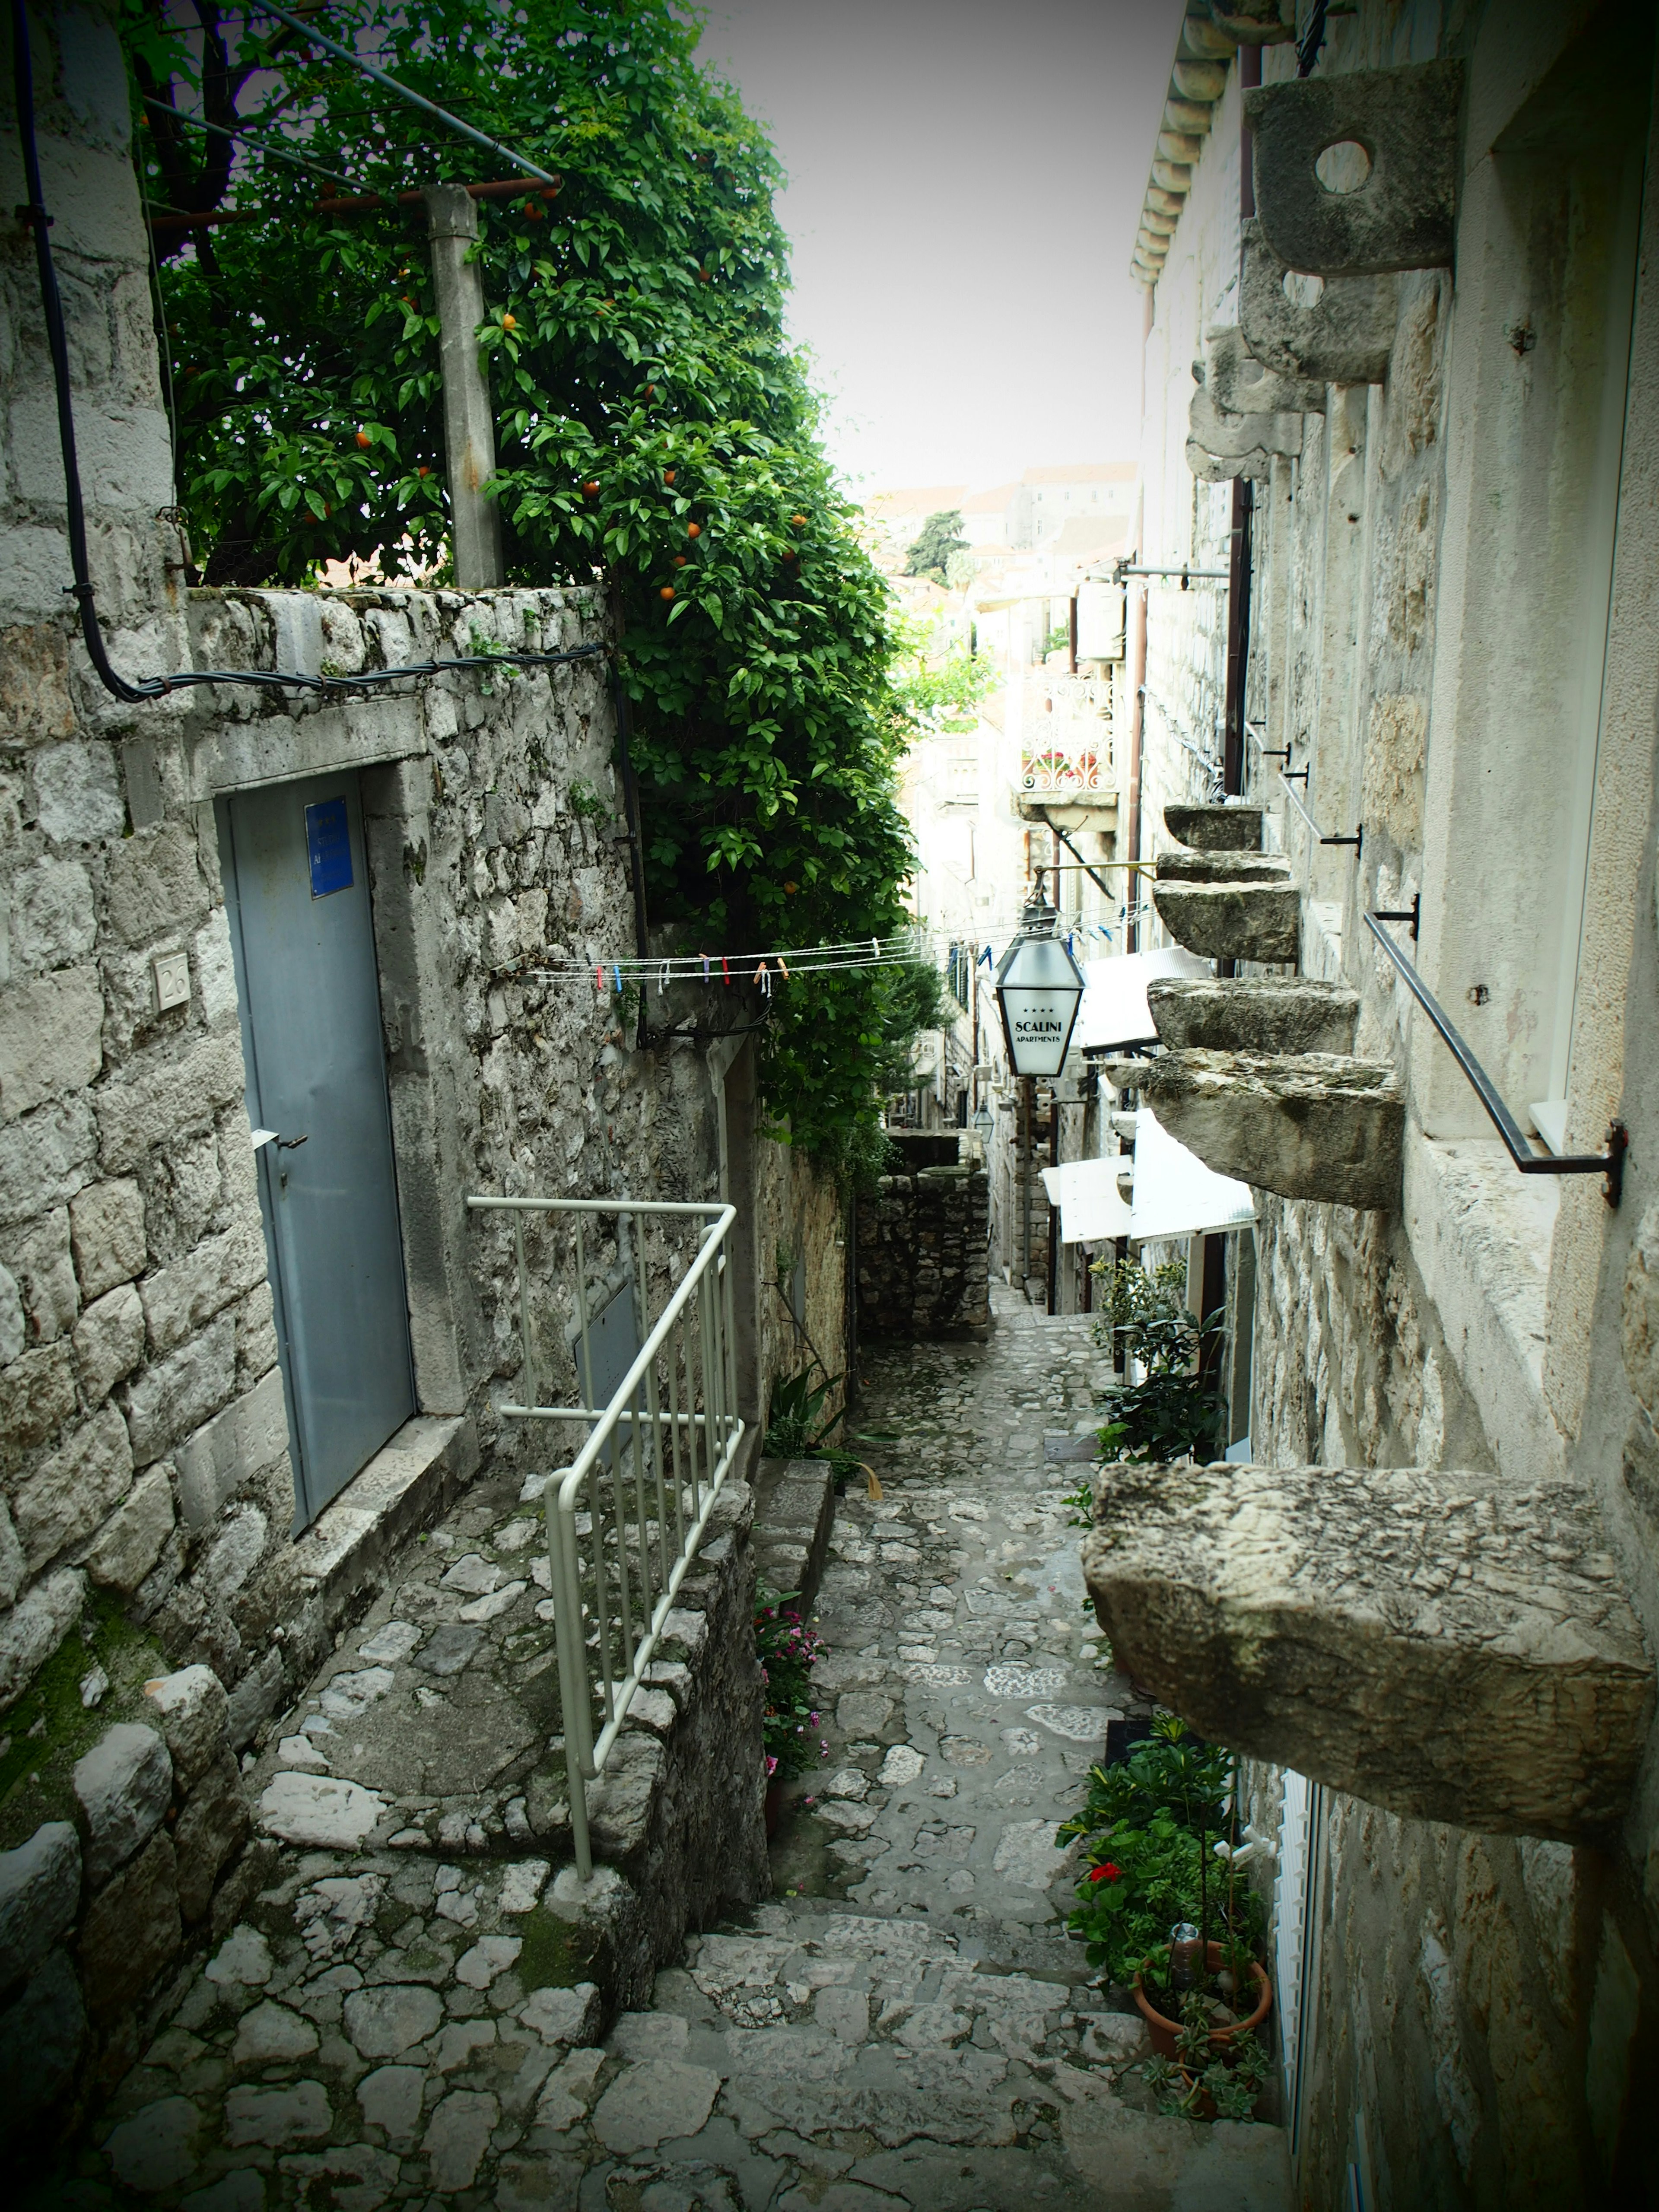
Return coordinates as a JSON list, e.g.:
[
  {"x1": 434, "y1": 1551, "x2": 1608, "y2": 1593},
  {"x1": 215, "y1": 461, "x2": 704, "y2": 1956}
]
[{"x1": 276, "y1": 1133, "x2": 309, "y2": 1150}]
